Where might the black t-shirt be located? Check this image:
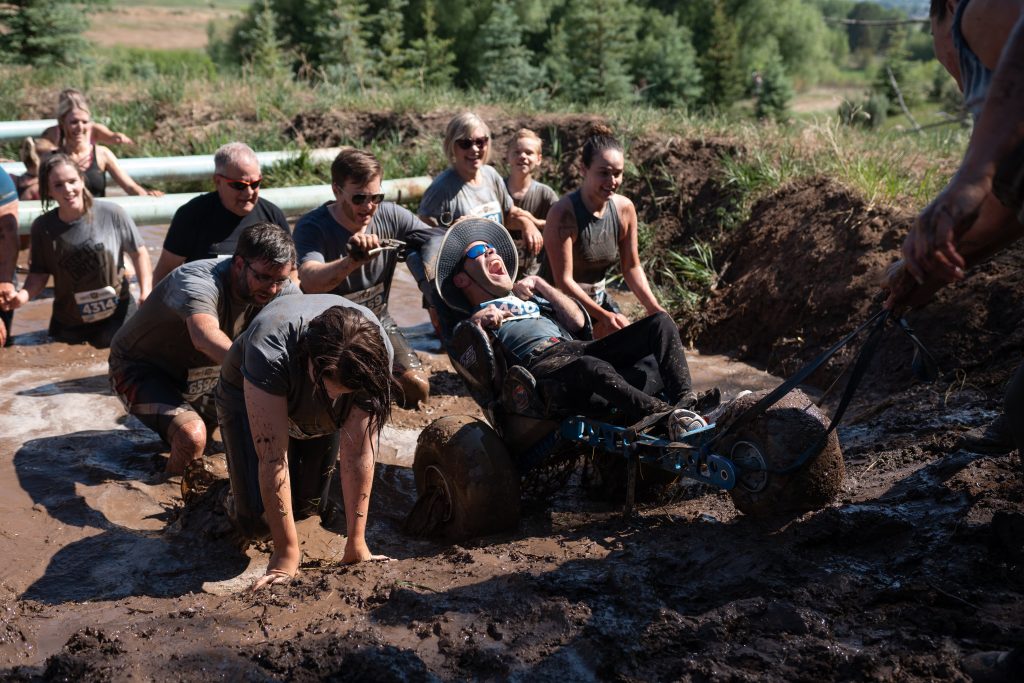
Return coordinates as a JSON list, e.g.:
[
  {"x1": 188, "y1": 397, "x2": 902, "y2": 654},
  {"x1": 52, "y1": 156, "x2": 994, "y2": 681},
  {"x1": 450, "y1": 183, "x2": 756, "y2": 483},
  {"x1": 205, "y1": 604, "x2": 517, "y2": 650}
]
[{"x1": 163, "y1": 192, "x2": 290, "y2": 262}]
